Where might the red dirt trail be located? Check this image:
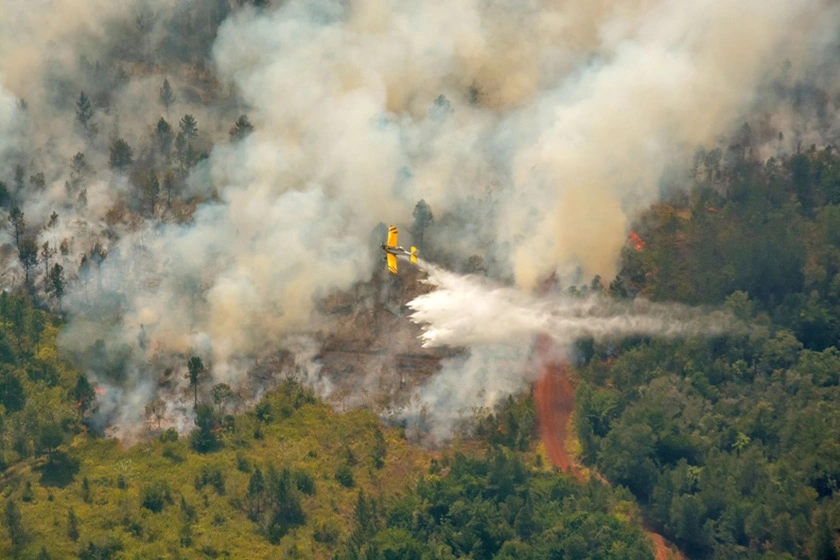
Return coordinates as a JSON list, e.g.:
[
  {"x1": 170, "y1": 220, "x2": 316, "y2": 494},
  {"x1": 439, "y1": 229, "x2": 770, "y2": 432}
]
[
  {"x1": 533, "y1": 334, "x2": 582, "y2": 481},
  {"x1": 532, "y1": 333, "x2": 683, "y2": 560}
]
